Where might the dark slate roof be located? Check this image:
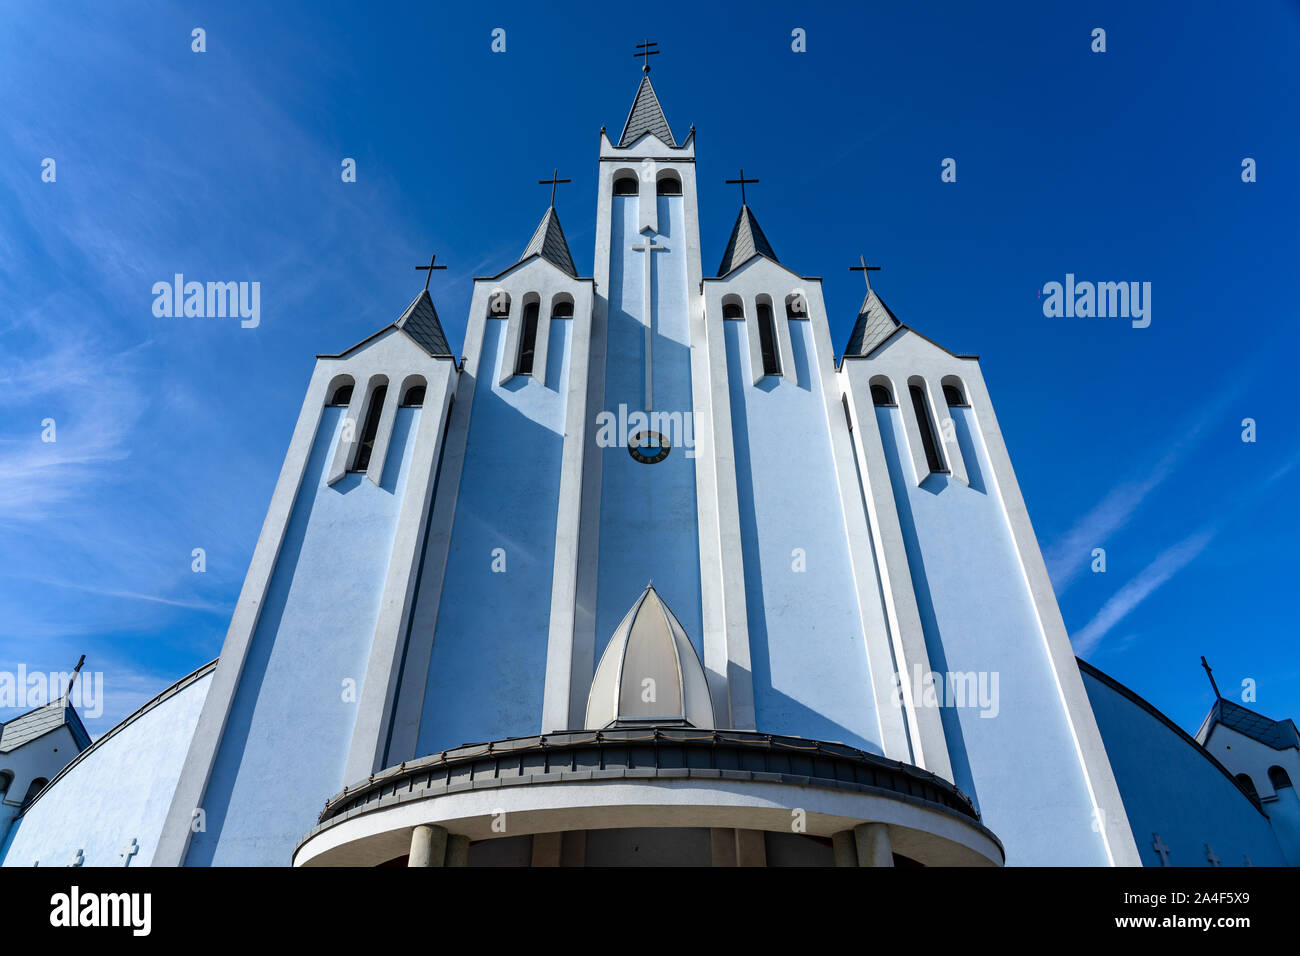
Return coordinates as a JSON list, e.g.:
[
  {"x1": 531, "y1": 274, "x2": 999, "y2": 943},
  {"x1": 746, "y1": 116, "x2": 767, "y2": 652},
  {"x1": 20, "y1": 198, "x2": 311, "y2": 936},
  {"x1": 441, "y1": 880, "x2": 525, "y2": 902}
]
[
  {"x1": 1202, "y1": 698, "x2": 1300, "y2": 752},
  {"x1": 394, "y1": 289, "x2": 453, "y2": 357},
  {"x1": 619, "y1": 75, "x2": 676, "y2": 147},
  {"x1": 521, "y1": 206, "x2": 577, "y2": 277},
  {"x1": 0, "y1": 700, "x2": 91, "y2": 753},
  {"x1": 716, "y1": 205, "x2": 778, "y2": 277},
  {"x1": 844, "y1": 289, "x2": 903, "y2": 357}
]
